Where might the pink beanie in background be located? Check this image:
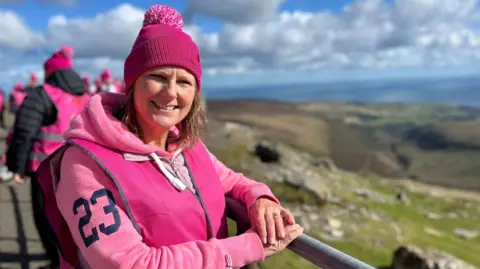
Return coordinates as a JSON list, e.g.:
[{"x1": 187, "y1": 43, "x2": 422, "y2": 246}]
[
  {"x1": 44, "y1": 46, "x2": 73, "y2": 75},
  {"x1": 101, "y1": 68, "x2": 111, "y2": 80}
]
